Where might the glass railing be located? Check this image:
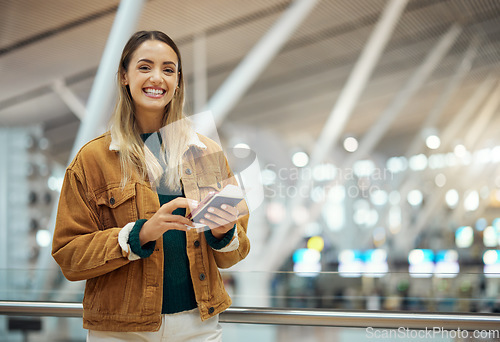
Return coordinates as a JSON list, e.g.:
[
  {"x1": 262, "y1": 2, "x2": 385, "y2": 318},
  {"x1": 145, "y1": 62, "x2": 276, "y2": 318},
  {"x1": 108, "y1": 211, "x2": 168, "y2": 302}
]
[
  {"x1": 1, "y1": 269, "x2": 499, "y2": 341},
  {"x1": 2, "y1": 269, "x2": 499, "y2": 313}
]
